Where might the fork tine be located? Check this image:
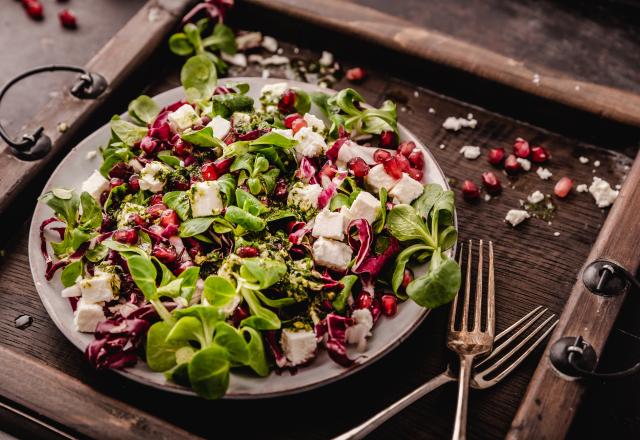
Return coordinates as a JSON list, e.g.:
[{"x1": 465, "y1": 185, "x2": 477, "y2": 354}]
[
  {"x1": 461, "y1": 240, "x2": 473, "y2": 331},
  {"x1": 486, "y1": 241, "x2": 495, "y2": 337},
  {"x1": 449, "y1": 243, "x2": 464, "y2": 332},
  {"x1": 473, "y1": 240, "x2": 483, "y2": 331},
  {"x1": 494, "y1": 306, "x2": 545, "y2": 344},
  {"x1": 477, "y1": 315, "x2": 557, "y2": 378},
  {"x1": 476, "y1": 307, "x2": 547, "y2": 368}
]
